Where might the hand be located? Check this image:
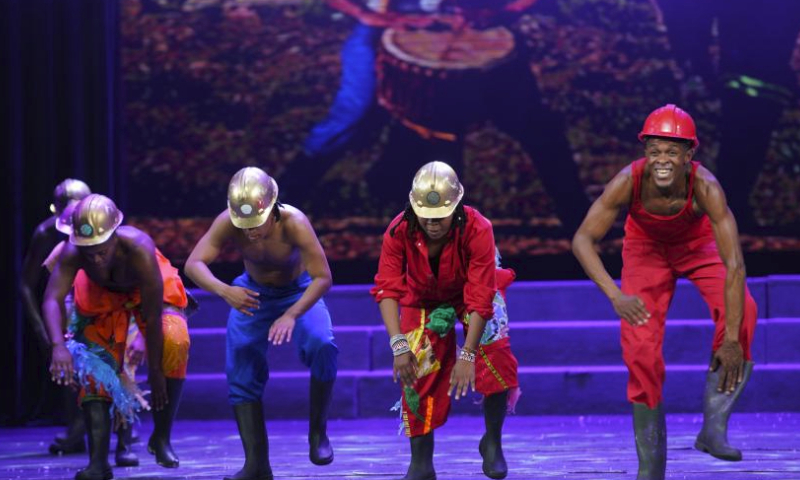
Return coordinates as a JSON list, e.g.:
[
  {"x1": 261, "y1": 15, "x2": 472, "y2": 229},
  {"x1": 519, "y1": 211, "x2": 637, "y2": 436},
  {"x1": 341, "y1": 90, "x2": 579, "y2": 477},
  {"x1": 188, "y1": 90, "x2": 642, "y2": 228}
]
[
  {"x1": 448, "y1": 359, "x2": 476, "y2": 400},
  {"x1": 223, "y1": 285, "x2": 260, "y2": 316},
  {"x1": 393, "y1": 351, "x2": 418, "y2": 388},
  {"x1": 711, "y1": 340, "x2": 745, "y2": 394},
  {"x1": 148, "y1": 369, "x2": 168, "y2": 411},
  {"x1": 125, "y1": 333, "x2": 146, "y2": 368},
  {"x1": 268, "y1": 314, "x2": 296, "y2": 345},
  {"x1": 612, "y1": 294, "x2": 650, "y2": 326},
  {"x1": 49, "y1": 344, "x2": 74, "y2": 386}
]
